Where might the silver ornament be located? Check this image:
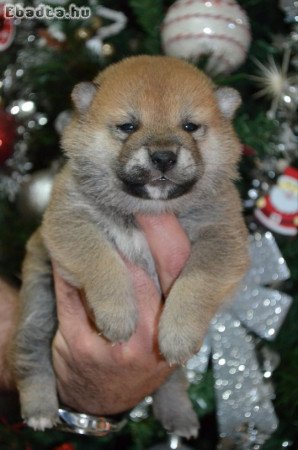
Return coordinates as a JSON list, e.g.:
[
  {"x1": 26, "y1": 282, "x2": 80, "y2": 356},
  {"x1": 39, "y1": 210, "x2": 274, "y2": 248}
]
[{"x1": 17, "y1": 169, "x2": 55, "y2": 219}]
